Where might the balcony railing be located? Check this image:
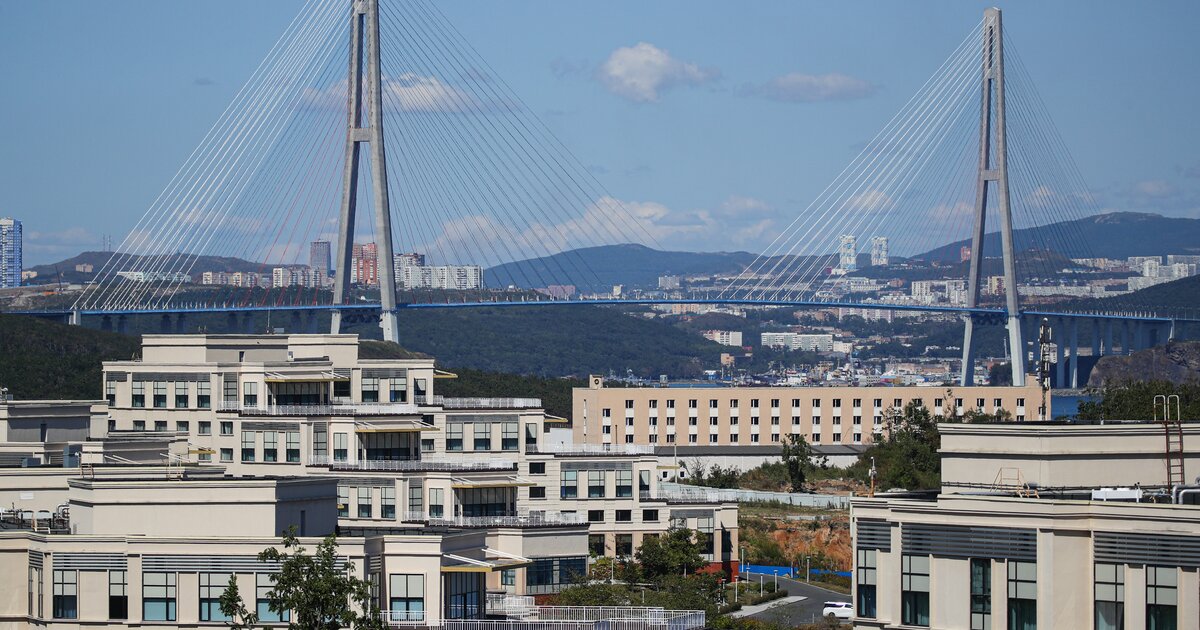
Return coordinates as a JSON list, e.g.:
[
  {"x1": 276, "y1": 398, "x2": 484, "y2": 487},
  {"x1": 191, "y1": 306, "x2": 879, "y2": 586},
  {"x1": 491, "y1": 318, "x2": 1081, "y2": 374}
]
[
  {"x1": 308, "y1": 456, "x2": 516, "y2": 472},
  {"x1": 400, "y1": 511, "x2": 586, "y2": 527},
  {"x1": 380, "y1": 610, "x2": 426, "y2": 625},
  {"x1": 219, "y1": 402, "x2": 421, "y2": 416},
  {"x1": 529, "y1": 444, "x2": 655, "y2": 456},
  {"x1": 428, "y1": 396, "x2": 543, "y2": 410}
]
